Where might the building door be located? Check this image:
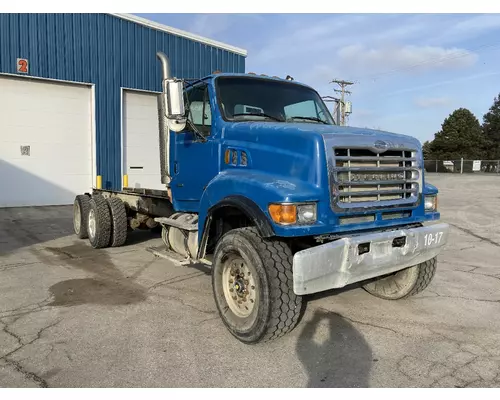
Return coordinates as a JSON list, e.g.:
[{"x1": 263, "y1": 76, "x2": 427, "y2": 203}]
[
  {"x1": 0, "y1": 75, "x2": 93, "y2": 207},
  {"x1": 122, "y1": 89, "x2": 165, "y2": 191}
]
